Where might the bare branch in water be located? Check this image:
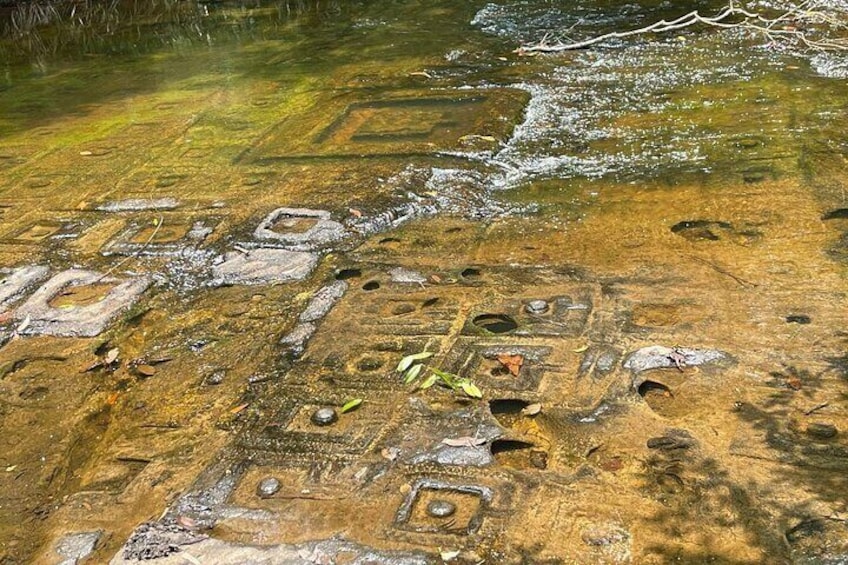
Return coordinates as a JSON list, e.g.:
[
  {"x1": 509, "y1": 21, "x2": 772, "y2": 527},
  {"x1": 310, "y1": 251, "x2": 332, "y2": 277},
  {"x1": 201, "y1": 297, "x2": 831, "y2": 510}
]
[{"x1": 516, "y1": 1, "x2": 848, "y2": 54}]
